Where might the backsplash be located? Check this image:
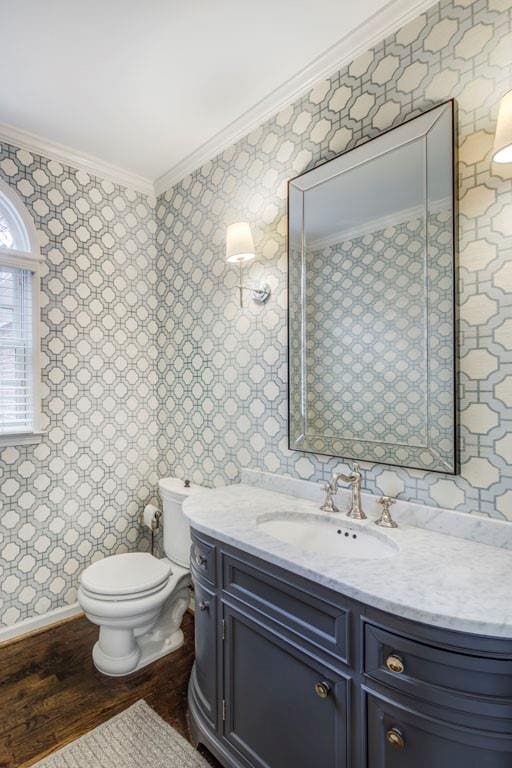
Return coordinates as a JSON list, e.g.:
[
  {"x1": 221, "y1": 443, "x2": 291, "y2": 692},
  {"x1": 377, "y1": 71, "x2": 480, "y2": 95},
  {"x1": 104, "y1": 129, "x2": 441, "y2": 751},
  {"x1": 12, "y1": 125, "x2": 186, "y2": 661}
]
[
  {"x1": 1, "y1": 0, "x2": 511, "y2": 632},
  {"x1": 0, "y1": 149, "x2": 158, "y2": 627},
  {"x1": 156, "y1": 0, "x2": 512, "y2": 515}
]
